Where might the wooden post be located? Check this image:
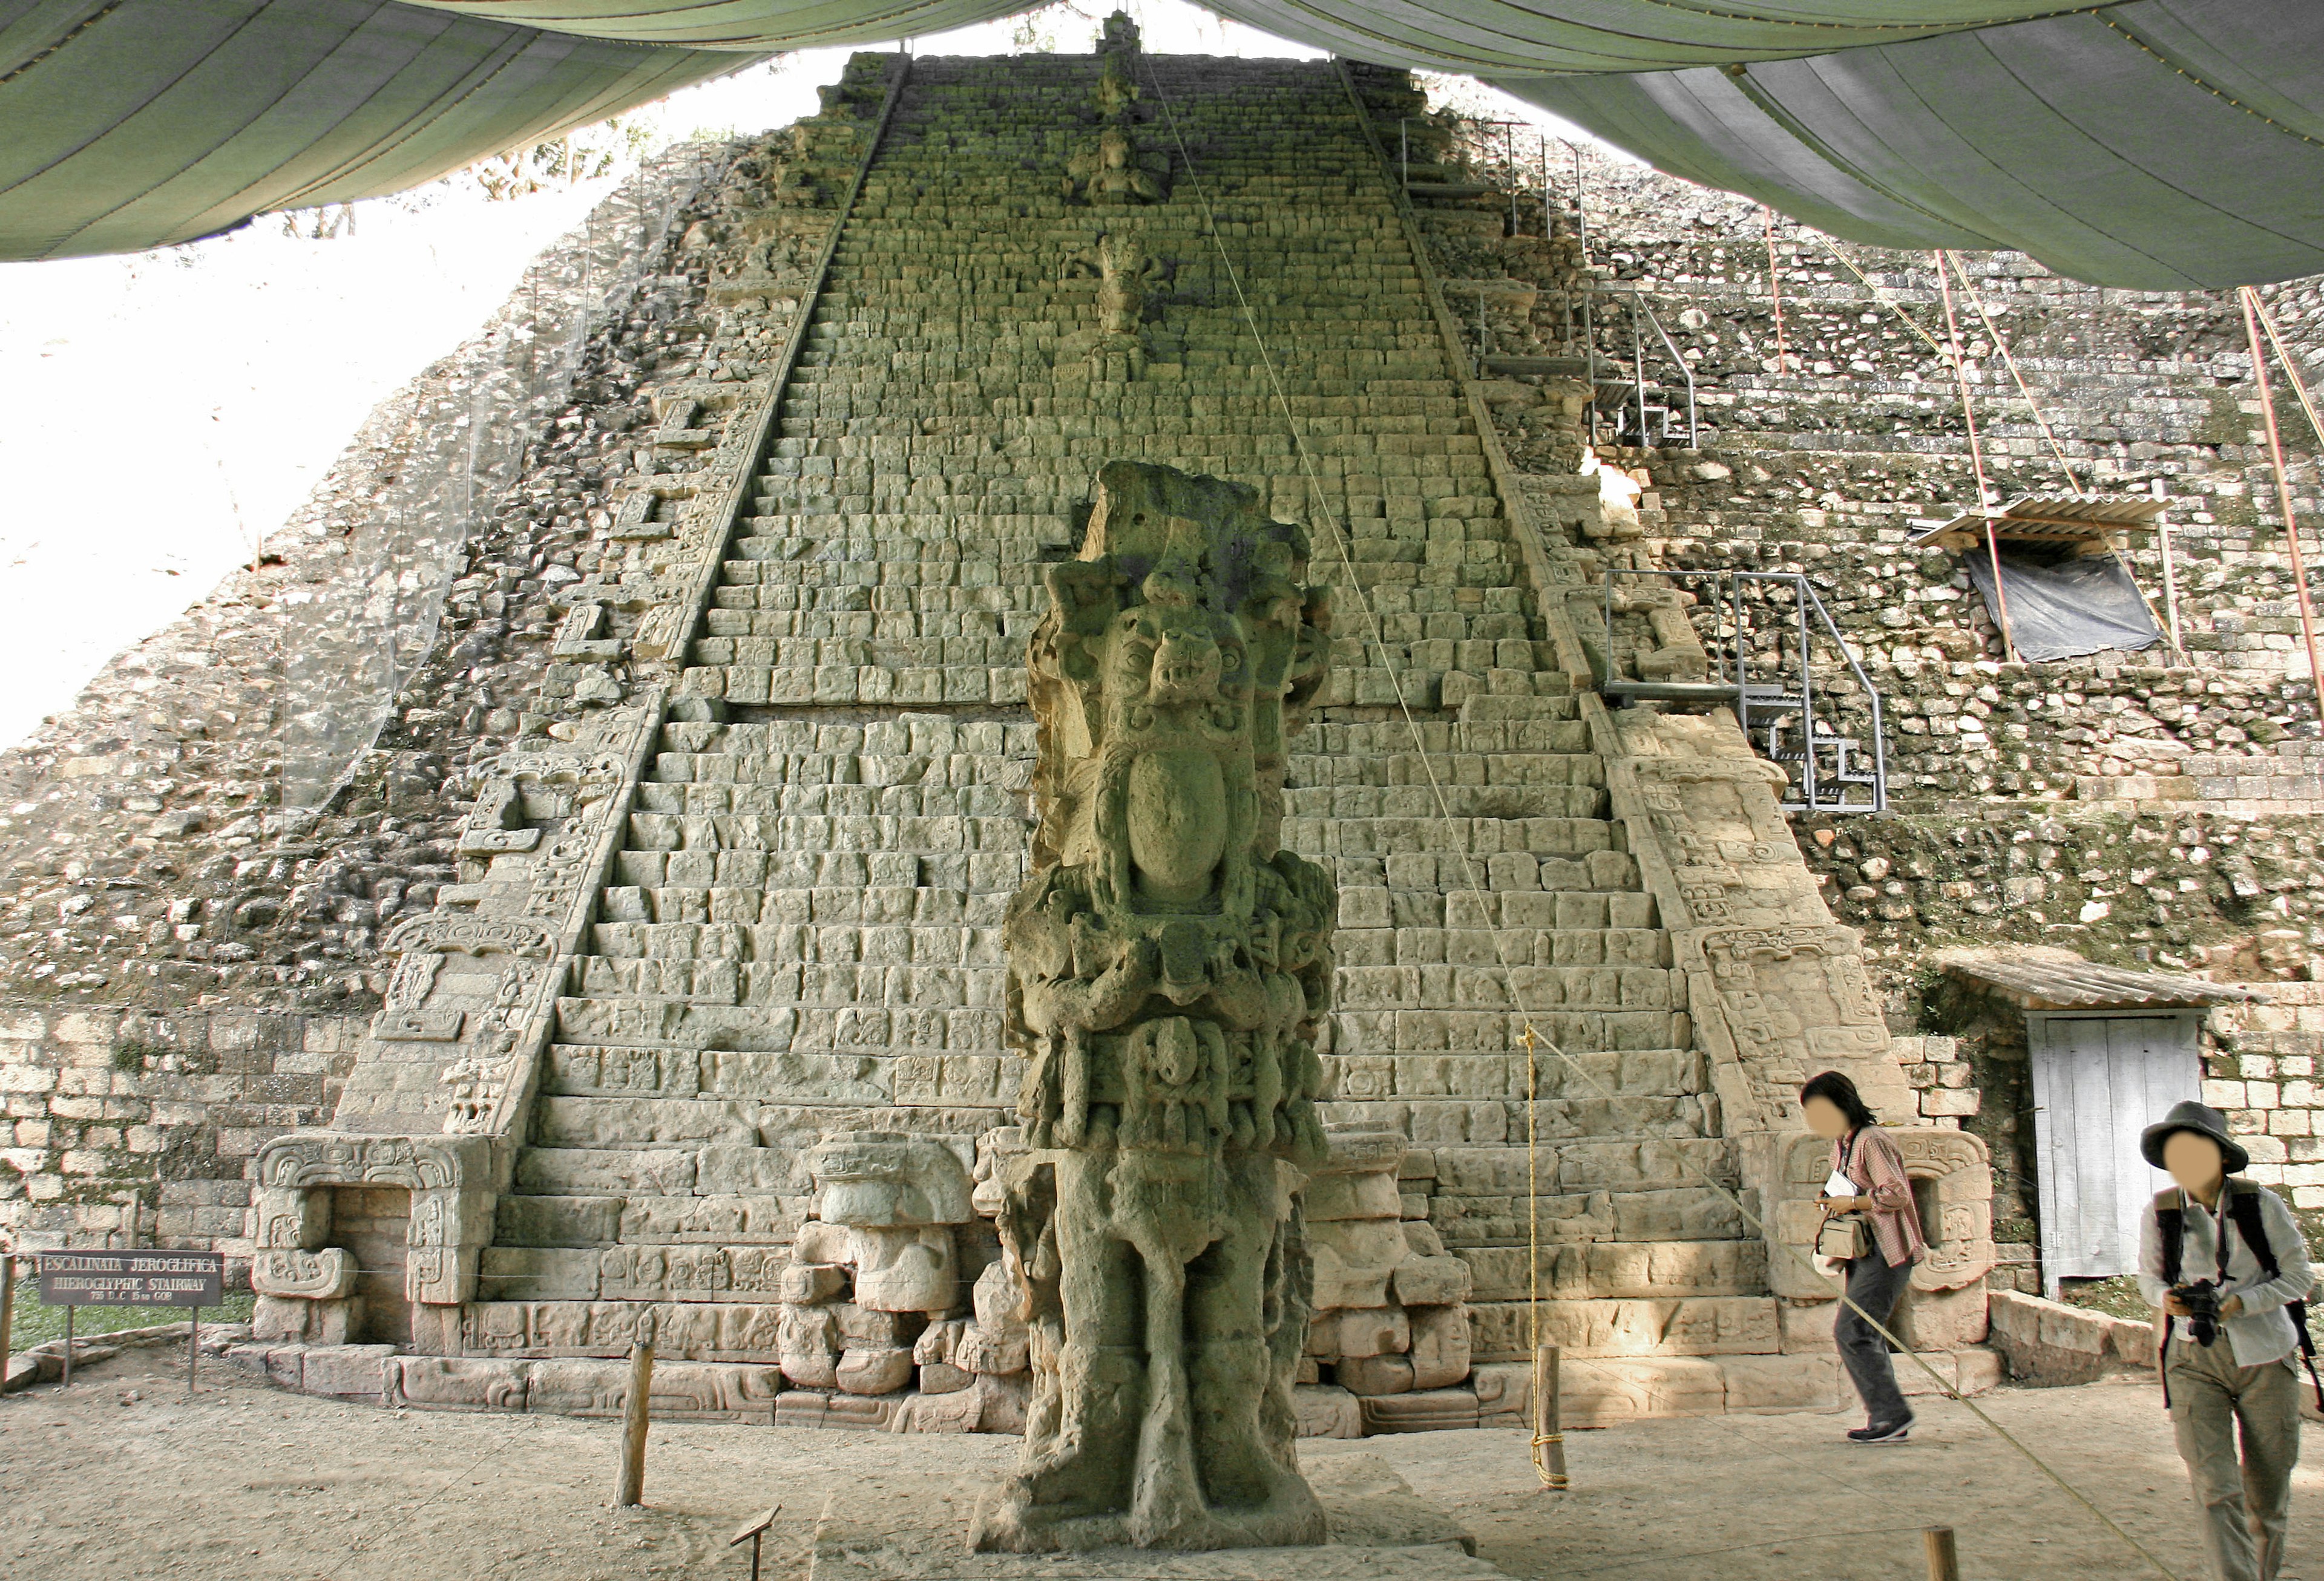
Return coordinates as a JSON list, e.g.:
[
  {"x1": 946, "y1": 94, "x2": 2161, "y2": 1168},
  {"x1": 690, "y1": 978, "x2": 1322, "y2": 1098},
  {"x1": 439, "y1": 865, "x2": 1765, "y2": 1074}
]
[
  {"x1": 2158, "y1": 512, "x2": 2186, "y2": 663},
  {"x1": 615, "y1": 1342, "x2": 654, "y2": 1507},
  {"x1": 1534, "y1": 1343, "x2": 1568, "y2": 1490},
  {"x1": 1923, "y1": 1527, "x2": 1960, "y2": 1581}
]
